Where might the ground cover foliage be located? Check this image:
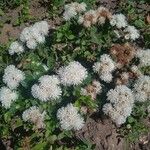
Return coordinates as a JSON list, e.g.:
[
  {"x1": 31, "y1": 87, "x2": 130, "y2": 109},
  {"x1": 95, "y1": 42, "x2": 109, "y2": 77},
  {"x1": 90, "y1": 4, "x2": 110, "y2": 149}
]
[{"x1": 0, "y1": 0, "x2": 150, "y2": 149}]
